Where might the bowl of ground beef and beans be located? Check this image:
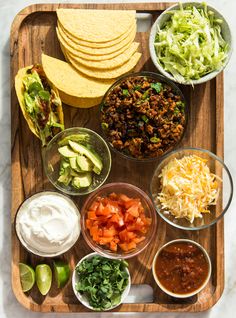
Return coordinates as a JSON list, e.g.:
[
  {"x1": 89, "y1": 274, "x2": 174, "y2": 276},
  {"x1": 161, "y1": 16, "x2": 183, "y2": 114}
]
[{"x1": 100, "y1": 72, "x2": 187, "y2": 161}]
